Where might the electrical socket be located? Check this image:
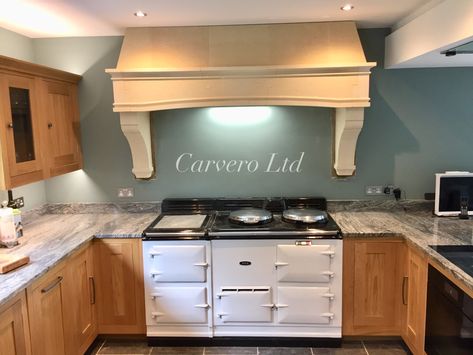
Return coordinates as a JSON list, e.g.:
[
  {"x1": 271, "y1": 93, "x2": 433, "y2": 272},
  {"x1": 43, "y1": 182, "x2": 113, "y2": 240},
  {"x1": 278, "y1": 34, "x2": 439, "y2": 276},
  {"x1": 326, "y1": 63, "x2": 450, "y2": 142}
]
[
  {"x1": 365, "y1": 185, "x2": 384, "y2": 195},
  {"x1": 117, "y1": 187, "x2": 134, "y2": 198}
]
